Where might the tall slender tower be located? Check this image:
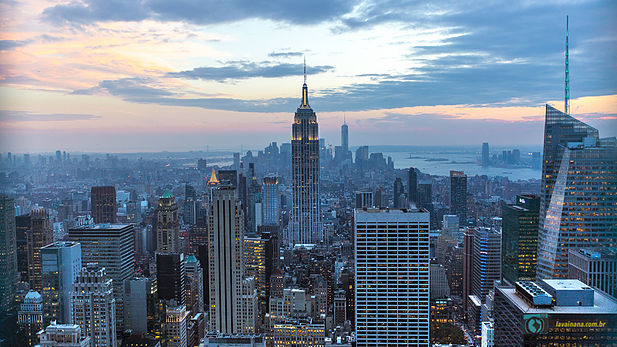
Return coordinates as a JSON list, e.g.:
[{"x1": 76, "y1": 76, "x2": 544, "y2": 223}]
[
  {"x1": 291, "y1": 60, "x2": 320, "y2": 244},
  {"x1": 157, "y1": 190, "x2": 180, "y2": 253},
  {"x1": 341, "y1": 116, "x2": 349, "y2": 151},
  {"x1": 0, "y1": 194, "x2": 18, "y2": 313},
  {"x1": 565, "y1": 15, "x2": 570, "y2": 115}
]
